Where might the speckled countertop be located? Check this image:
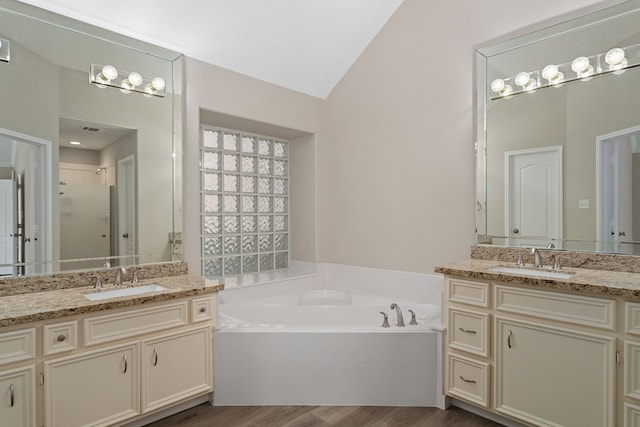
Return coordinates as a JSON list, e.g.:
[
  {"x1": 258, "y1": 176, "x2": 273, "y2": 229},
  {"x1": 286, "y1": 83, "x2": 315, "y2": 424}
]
[
  {"x1": 0, "y1": 275, "x2": 223, "y2": 327},
  {"x1": 435, "y1": 259, "x2": 640, "y2": 300}
]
